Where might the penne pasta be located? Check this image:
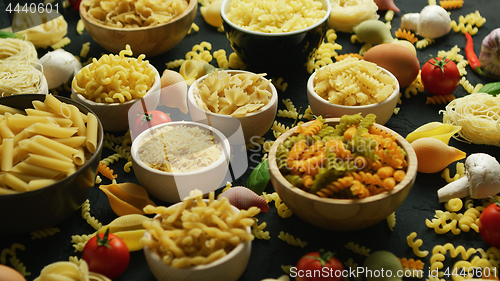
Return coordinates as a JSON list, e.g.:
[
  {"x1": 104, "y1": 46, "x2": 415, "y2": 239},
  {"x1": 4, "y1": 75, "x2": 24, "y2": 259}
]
[
  {"x1": 24, "y1": 153, "x2": 75, "y2": 172},
  {"x1": 0, "y1": 119, "x2": 15, "y2": 138},
  {"x1": 73, "y1": 146, "x2": 86, "y2": 166},
  {"x1": 86, "y1": 112, "x2": 98, "y2": 153},
  {"x1": 51, "y1": 136, "x2": 87, "y2": 148},
  {"x1": 0, "y1": 95, "x2": 100, "y2": 193},
  {"x1": 44, "y1": 94, "x2": 71, "y2": 117},
  {"x1": 7, "y1": 116, "x2": 72, "y2": 130},
  {"x1": 1, "y1": 138, "x2": 14, "y2": 171},
  {"x1": 27, "y1": 179, "x2": 59, "y2": 191},
  {"x1": 68, "y1": 104, "x2": 86, "y2": 136},
  {"x1": 26, "y1": 123, "x2": 78, "y2": 138},
  {"x1": 31, "y1": 135, "x2": 80, "y2": 158},
  {"x1": 10, "y1": 161, "x2": 62, "y2": 179},
  {"x1": 0, "y1": 173, "x2": 28, "y2": 192},
  {"x1": 24, "y1": 108, "x2": 58, "y2": 117},
  {"x1": 18, "y1": 139, "x2": 73, "y2": 162},
  {"x1": 0, "y1": 104, "x2": 24, "y2": 115}
]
